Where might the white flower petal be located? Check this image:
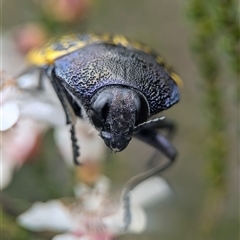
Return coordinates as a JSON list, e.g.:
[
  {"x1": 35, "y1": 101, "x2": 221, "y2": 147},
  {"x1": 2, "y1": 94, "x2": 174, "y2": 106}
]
[
  {"x1": 128, "y1": 205, "x2": 147, "y2": 233},
  {"x1": 20, "y1": 101, "x2": 66, "y2": 126},
  {"x1": 94, "y1": 175, "x2": 111, "y2": 194},
  {"x1": 1, "y1": 86, "x2": 19, "y2": 104},
  {"x1": 131, "y1": 176, "x2": 171, "y2": 207},
  {"x1": 54, "y1": 119, "x2": 106, "y2": 167},
  {"x1": 17, "y1": 71, "x2": 40, "y2": 89},
  {"x1": 0, "y1": 156, "x2": 15, "y2": 189},
  {"x1": 74, "y1": 175, "x2": 111, "y2": 198},
  {"x1": 1, "y1": 102, "x2": 20, "y2": 131},
  {"x1": 102, "y1": 204, "x2": 146, "y2": 235},
  {"x1": 17, "y1": 200, "x2": 73, "y2": 232},
  {"x1": 52, "y1": 233, "x2": 81, "y2": 240}
]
